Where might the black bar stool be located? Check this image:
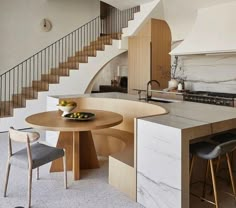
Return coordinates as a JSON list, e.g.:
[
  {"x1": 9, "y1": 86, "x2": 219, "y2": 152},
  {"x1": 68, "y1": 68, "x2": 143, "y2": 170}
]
[
  {"x1": 211, "y1": 132, "x2": 236, "y2": 172},
  {"x1": 190, "y1": 140, "x2": 236, "y2": 208}
]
